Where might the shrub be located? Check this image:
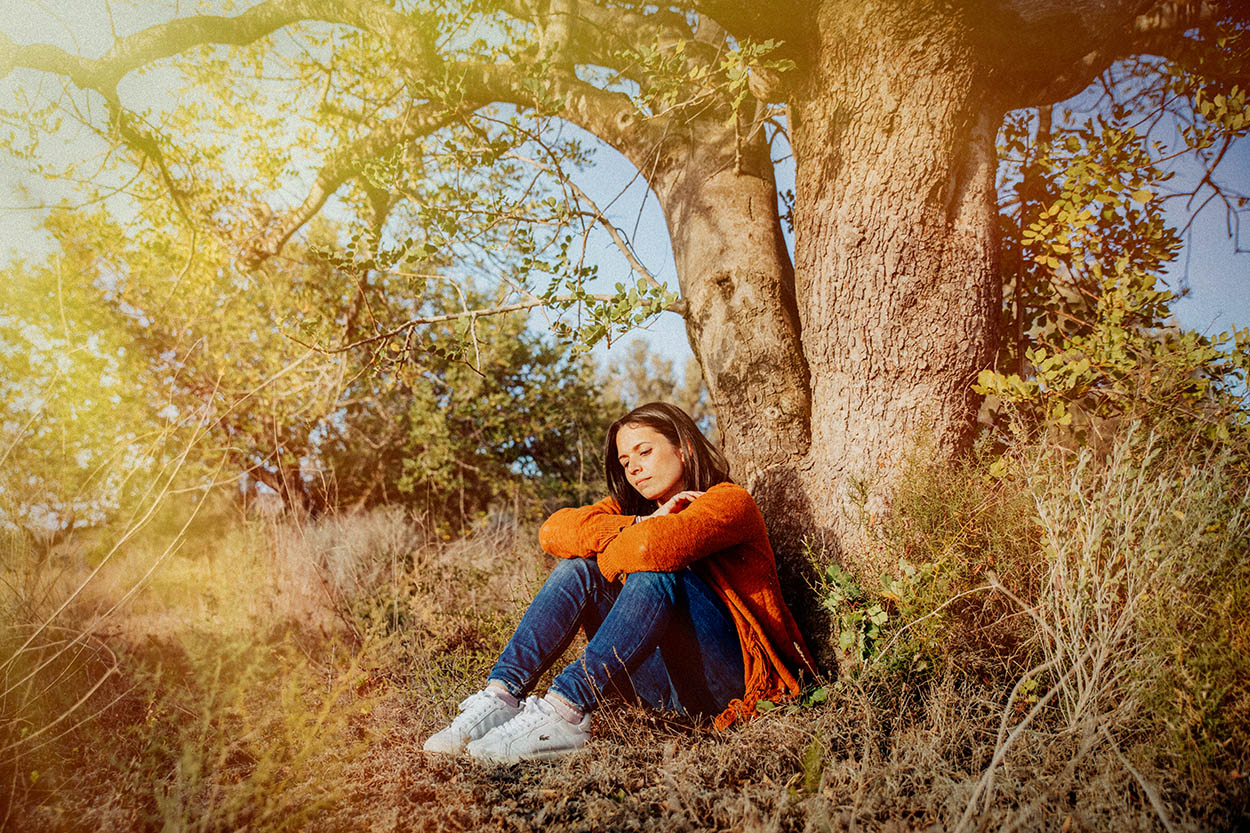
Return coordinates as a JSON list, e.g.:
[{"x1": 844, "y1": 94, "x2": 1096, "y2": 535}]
[{"x1": 814, "y1": 417, "x2": 1250, "y2": 829}]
